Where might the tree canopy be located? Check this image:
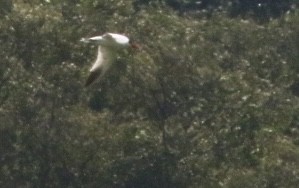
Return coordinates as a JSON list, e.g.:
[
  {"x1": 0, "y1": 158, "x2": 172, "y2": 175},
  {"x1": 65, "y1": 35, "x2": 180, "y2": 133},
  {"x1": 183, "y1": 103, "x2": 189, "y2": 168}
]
[{"x1": 1, "y1": 0, "x2": 299, "y2": 187}]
